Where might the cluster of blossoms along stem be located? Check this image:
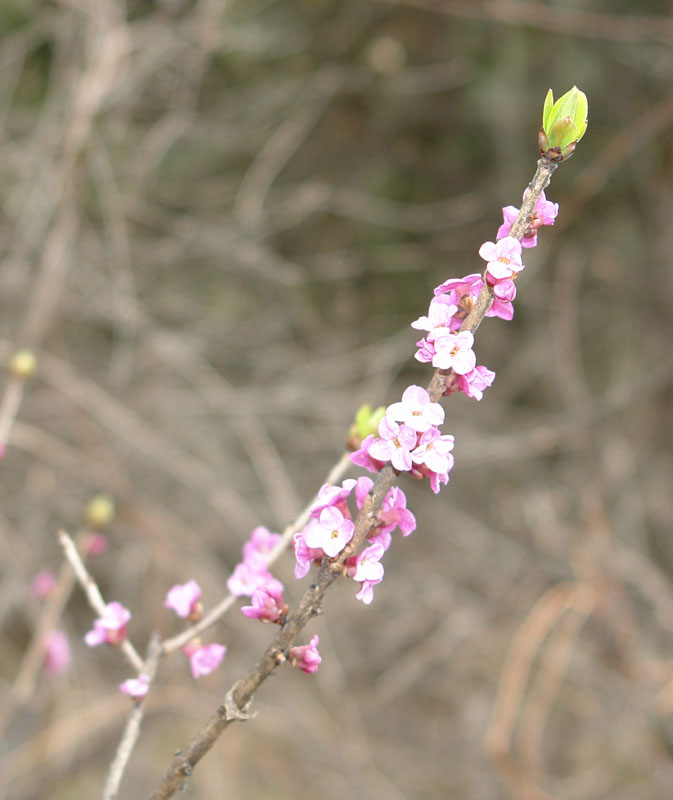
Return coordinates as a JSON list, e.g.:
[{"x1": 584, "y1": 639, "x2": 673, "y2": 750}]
[{"x1": 286, "y1": 189, "x2": 559, "y2": 607}]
